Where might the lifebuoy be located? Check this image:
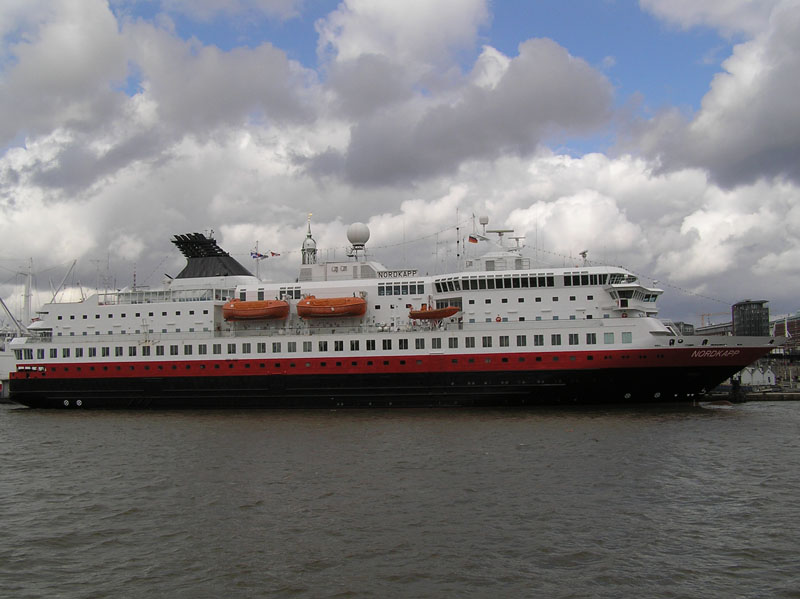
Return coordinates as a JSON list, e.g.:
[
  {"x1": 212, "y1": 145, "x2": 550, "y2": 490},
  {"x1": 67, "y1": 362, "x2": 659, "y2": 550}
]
[
  {"x1": 621, "y1": 313, "x2": 628, "y2": 318},
  {"x1": 495, "y1": 316, "x2": 501, "y2": 322}
]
